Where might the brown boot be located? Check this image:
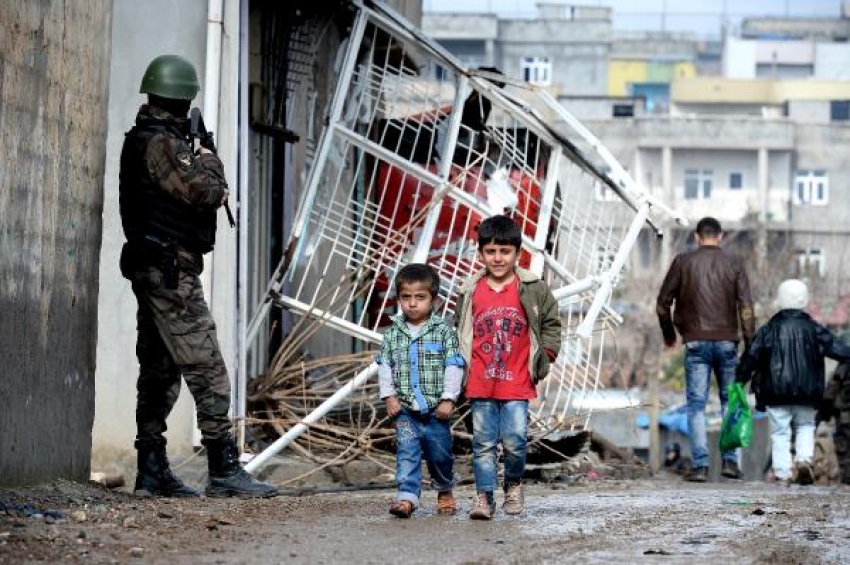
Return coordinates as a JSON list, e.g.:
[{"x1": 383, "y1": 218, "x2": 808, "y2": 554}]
[
  {"x1": 503, "y1": 483, "x2": 524, "y2": 515},
  {"x1": 389, "y1": 500, "x2": 415, "y2": 519},
  {"x1": 794, "y1": 462, "x2": 814, "y2": 485},
  {"x1": 468, "y1": 491, "x2": 495, "y2": 520},
  {"x1": 437, "y1": 491, "x2": 456, "y2": 515}
]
